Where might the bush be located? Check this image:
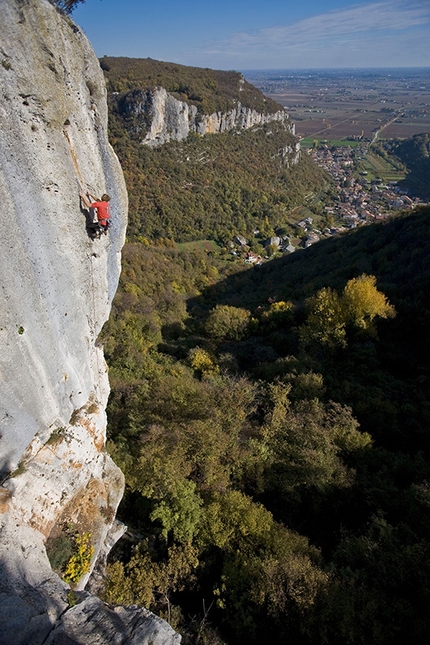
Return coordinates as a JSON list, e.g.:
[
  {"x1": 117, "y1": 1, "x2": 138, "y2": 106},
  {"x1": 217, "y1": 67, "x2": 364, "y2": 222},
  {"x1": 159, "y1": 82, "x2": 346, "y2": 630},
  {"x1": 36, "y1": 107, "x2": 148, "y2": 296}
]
[
  {"x1": 63, "y1": 533, "x2": 95, "y2": 584},
  {"x1": 47, "y1": 535, "x2": 74, "y2": 572},
  {"x1": 205, "y1": 305, "x2": 253, "y2": 341}
]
